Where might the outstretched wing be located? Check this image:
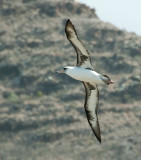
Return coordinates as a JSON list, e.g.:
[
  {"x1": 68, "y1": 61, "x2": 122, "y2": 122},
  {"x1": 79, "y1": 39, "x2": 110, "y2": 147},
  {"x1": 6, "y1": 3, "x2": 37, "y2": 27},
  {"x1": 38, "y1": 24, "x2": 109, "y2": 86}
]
[
  {"x1": 65, "y1": 19, "x2": 94, "y2": 69},
  {"x1": 83, "y1": 82, "x2": 101, "y2": 143}
]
